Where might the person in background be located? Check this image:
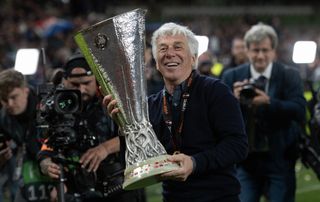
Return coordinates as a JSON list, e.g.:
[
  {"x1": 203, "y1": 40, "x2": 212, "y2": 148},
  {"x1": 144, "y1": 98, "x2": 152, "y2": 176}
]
[
  {"x1": 38, "y1": 53, "x2": 145, "y2": 202},
  {"x1": 197, "y1": 60, "x2": 214, "y2": 76},
  {"x1": 0, "y1": 69, "x2": 54, "y2": 202},
  {"x1": 220, "y1": 36, "x2": 247, "y2": 78},
  {"x1": 197, "y1": 50, "x2": 224, "y2": 78},
  {"x1": 222, "y1": 23, "x2": 306, "y2": 202},
  {"x1": 0, "y1": 128, "x2": 17, "y2": 202},
  {"x1": 104, "y1": 22, "x2": 248, "y2": 202}
]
